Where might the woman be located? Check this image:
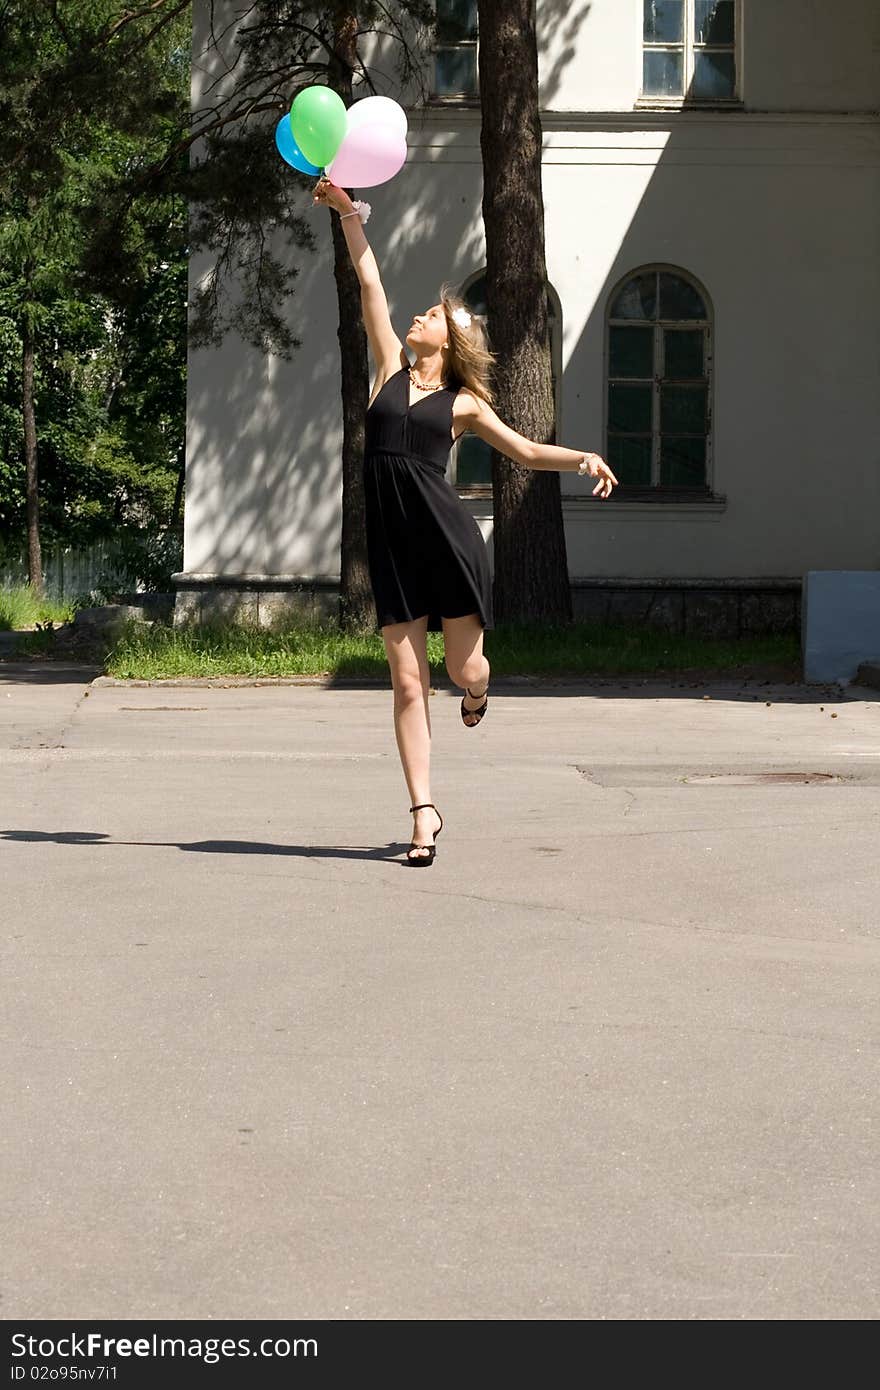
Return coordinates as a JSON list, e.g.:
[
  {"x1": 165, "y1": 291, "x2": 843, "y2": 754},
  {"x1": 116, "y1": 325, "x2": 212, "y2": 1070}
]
[{"x1": 312, "y1": 175, "x2": 618, "y2": 866}]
